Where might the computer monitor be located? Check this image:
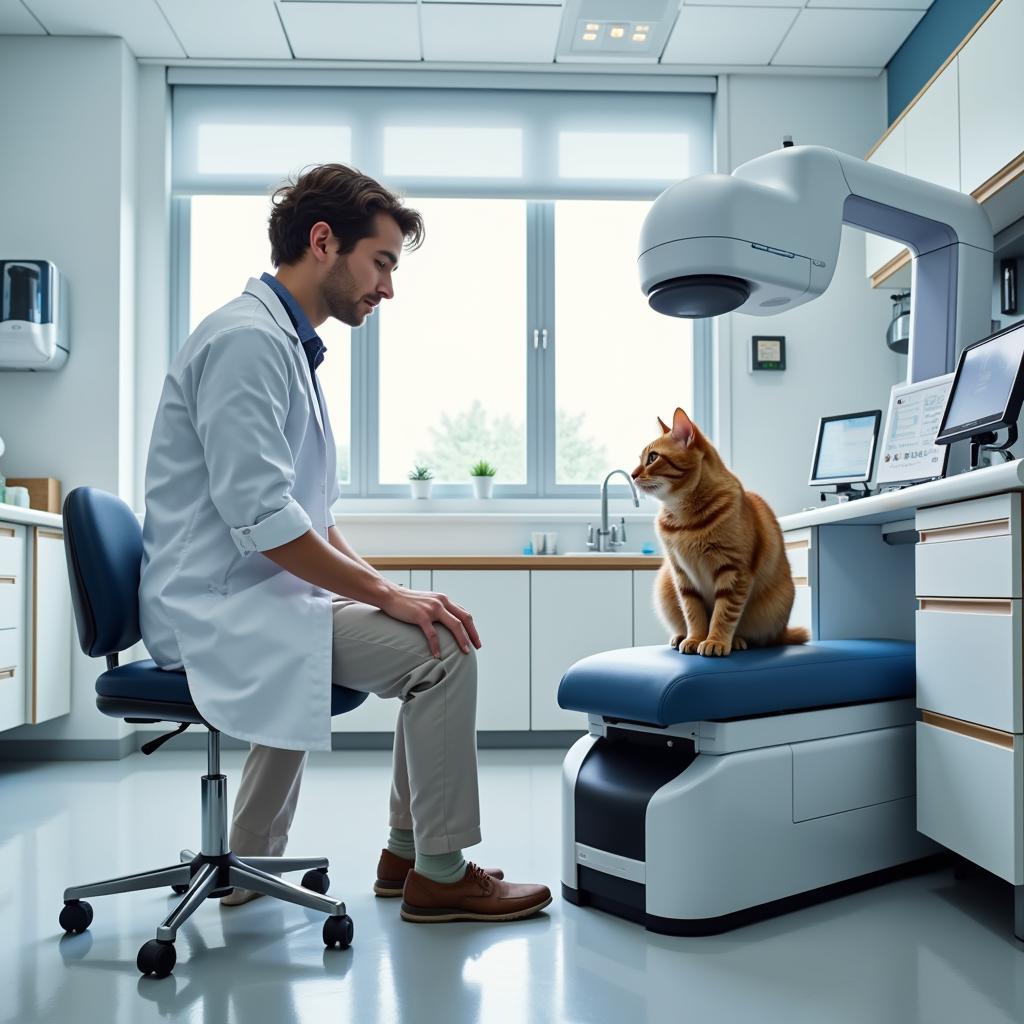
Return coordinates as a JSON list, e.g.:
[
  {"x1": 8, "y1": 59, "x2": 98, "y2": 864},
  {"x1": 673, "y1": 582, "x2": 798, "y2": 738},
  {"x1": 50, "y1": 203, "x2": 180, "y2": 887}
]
[
  {"x1": 876, "y1": 373, "x2": 954, "y2": 488},
  {"x1": 936, "y1": 321, "x2": 1024, "y2": 467},
  {"x1": 808, "y1": 410, "x2": 882, "y2": 494}
]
